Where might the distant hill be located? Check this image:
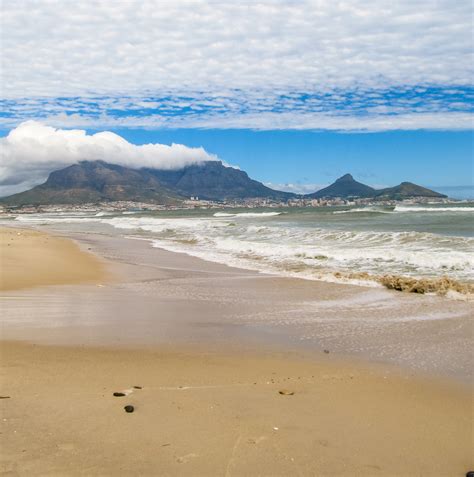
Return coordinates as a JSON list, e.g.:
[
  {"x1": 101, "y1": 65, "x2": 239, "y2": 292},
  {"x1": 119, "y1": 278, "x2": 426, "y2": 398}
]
[
  {"x1": 303, "y1": 174, "x2": 447, "y2": 200},
  {"x1": 1, "y1": 160, "x2": 294, "y2": 206},
  {"x1": 375, "y1": 182, "x2": 447, "y2": 199},
  {"x1": 147, "y1": 161, "x2": 294, "y2": 201},
  {"x1": 0, "y1": 161, "x2": 182, "y2": 205},
  {"x1": 305, "y1": 174, "x2": 376, "y2": 199}
]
